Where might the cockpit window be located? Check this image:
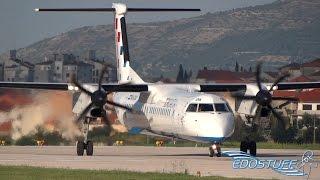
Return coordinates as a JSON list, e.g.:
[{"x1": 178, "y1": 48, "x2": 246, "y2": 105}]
[
  {"x1": 198, "y1": 104, "x2": 214, "y2": 112},
  {"x1": 214, "y1": 103, "x2": 229, "y2": 112},
  {"x1": 186, "y1": 104, "x2": 198, "y2": 112}
]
